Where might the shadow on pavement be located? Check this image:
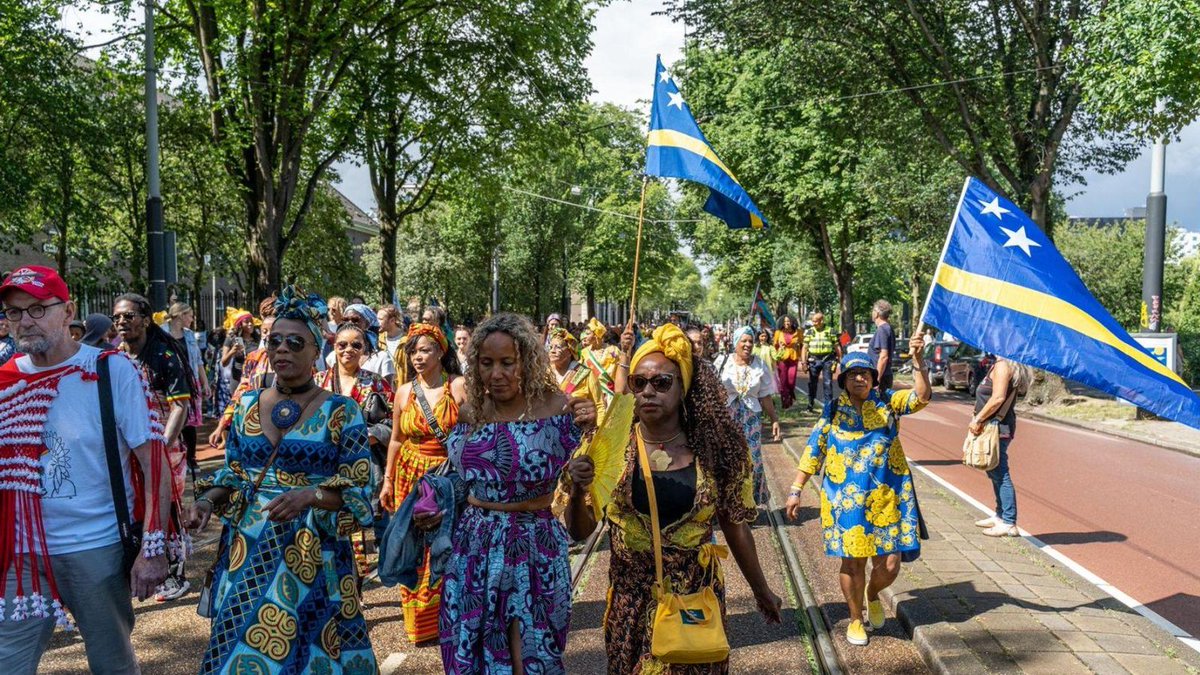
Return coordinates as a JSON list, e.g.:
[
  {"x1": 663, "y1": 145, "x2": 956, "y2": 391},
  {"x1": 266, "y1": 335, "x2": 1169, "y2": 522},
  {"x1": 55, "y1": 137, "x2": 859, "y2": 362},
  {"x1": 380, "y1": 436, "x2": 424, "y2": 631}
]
[
  {"x1": 895, "y1": 579, "x2": 1117, "y2": 626},
  {"x1": 1033, "y1": 530, "x2": 1128, "y2": 546},
  {"x1": 1146, "y1": 592, "x2": 1200, "y2": 637}
]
